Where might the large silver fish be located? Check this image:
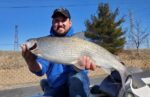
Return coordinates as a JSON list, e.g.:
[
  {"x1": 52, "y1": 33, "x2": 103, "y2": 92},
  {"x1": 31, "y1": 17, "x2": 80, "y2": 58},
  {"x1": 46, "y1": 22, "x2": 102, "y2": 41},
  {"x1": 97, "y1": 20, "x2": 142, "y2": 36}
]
[{"x1": 24, "y1": 35, "x2": 129, "y2": 89}]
